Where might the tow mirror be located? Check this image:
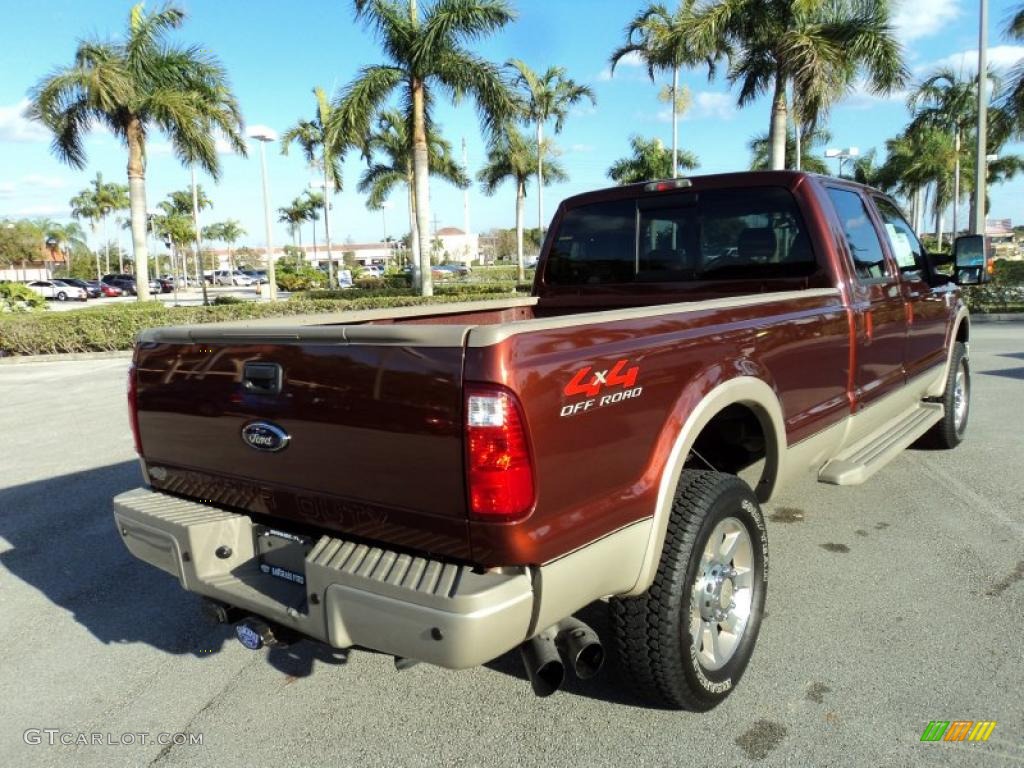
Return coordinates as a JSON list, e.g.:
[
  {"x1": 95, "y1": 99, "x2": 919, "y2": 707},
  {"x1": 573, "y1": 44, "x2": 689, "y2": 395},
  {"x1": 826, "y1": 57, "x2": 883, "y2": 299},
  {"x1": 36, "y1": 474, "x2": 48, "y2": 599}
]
[{"x1": 952, "y1": 235, "x2": 990, "y2": 285}]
